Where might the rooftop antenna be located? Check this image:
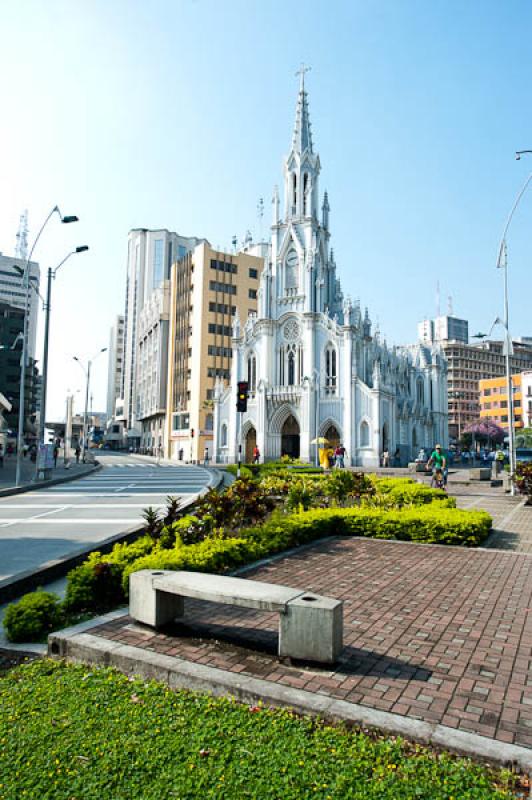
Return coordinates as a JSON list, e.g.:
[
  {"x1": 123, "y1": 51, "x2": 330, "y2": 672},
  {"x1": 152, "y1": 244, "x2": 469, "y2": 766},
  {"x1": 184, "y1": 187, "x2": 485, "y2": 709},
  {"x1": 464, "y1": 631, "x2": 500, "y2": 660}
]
[
  {"x1": 15, "y1": 210, "x2": 29, "y2": 260},
  {"x1": 448, "y1": 295, "x2": 453, "y2": 316},
  {"x1": 257, "y1": 197, "x2": 264, "y2": 241}
]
